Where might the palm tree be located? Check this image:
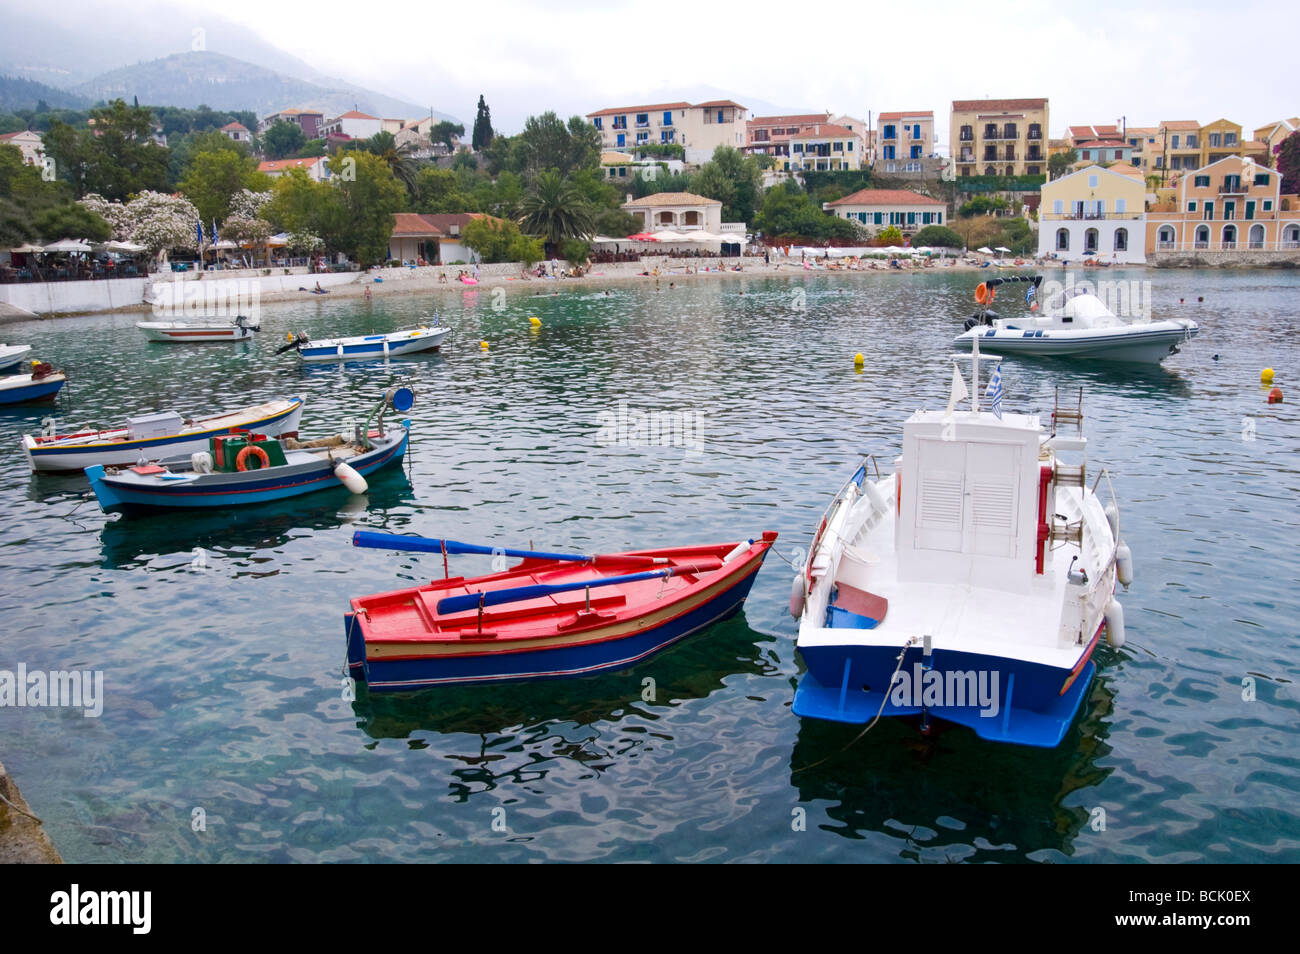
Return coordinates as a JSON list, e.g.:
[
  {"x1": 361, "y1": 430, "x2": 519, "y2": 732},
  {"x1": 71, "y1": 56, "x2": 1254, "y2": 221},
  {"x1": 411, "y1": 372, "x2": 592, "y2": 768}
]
[
  {"x1": 367, "y1": 131, "x2": 421, "y2": 195},
  {"x1": 519, "y1": 170, "x2": 595, "y2": 255}
]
